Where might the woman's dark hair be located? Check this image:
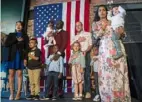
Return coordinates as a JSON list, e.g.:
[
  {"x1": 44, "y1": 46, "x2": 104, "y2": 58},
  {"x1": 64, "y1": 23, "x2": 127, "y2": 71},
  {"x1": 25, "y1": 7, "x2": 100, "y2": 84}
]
[{"x1": 94, "y1": 5, "x2": 108, "y2": 22}]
